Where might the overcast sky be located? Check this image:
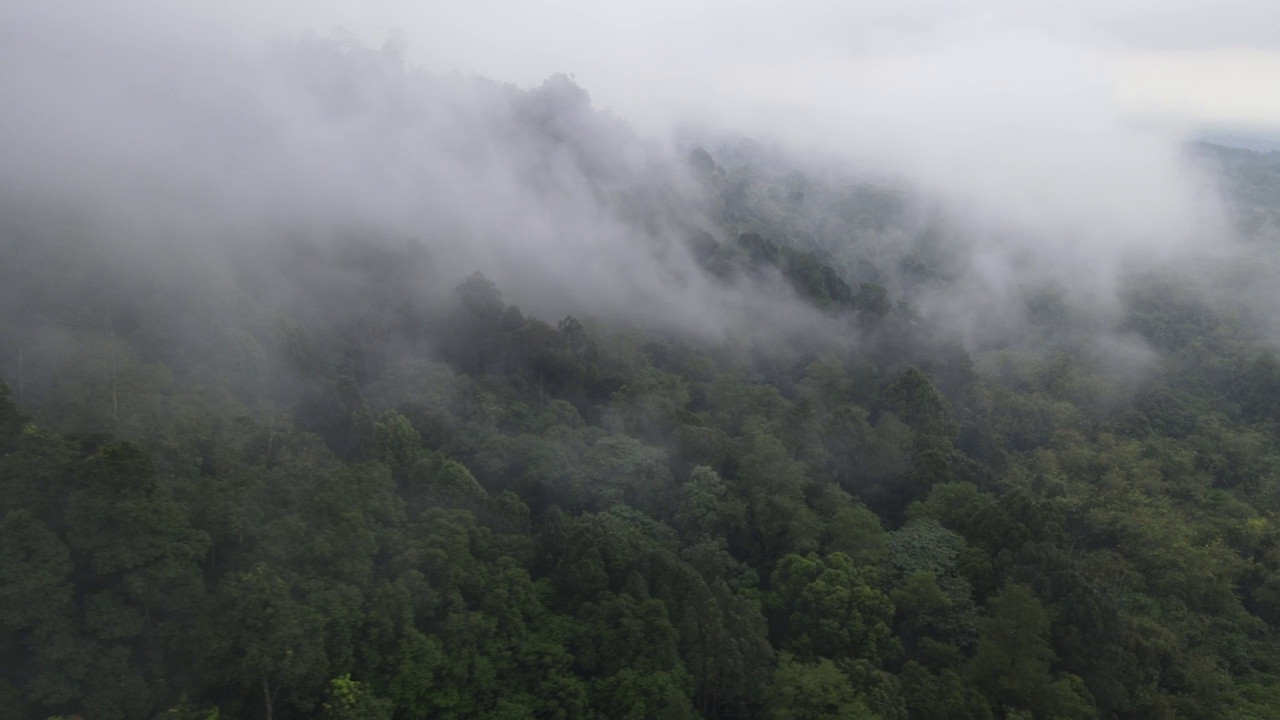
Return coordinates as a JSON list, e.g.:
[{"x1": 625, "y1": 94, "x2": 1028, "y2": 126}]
[{"x1": 205, "y1": 0, "x2": 1280, "y2": 131}]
